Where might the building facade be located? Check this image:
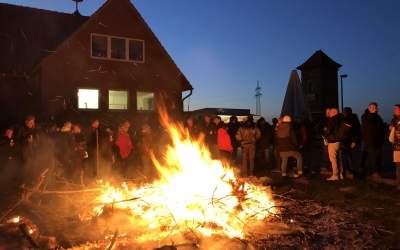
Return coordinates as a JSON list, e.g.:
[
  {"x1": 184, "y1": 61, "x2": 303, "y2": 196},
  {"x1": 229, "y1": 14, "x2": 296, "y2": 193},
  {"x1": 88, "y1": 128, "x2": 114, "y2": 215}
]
[
  {"x1": 0, "y1": 0, "x2": 192, "y2": 128},
  {"x1": 297, "y1": 50, "x2": 341, "y2": 120}
]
